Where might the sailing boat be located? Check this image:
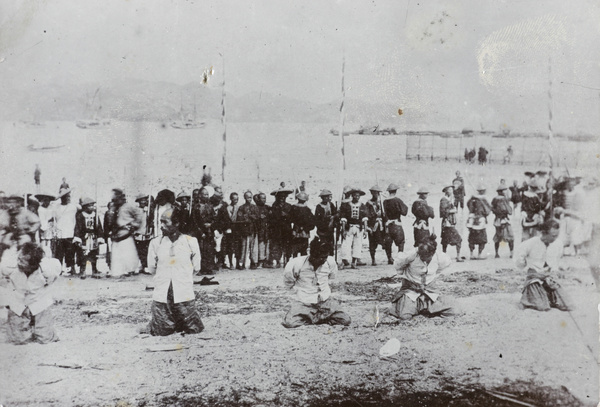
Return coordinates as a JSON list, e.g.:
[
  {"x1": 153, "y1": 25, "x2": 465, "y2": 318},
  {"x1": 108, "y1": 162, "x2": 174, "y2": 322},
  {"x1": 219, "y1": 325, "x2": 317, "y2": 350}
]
[
  {"x1": 27, "y1": 144, "x2": 65, "y2": 152},
  {"x1": 76, "y1": 88, "x2": 111, "y2": 129},
  {"x1": 18, "y1": 120, "x2": 45, "y2": 128},
  {"x1": 171, "y1": 94, "x2": 205, "y2": 129}
]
